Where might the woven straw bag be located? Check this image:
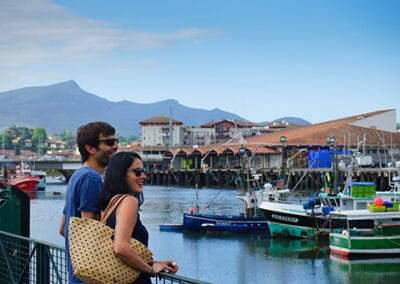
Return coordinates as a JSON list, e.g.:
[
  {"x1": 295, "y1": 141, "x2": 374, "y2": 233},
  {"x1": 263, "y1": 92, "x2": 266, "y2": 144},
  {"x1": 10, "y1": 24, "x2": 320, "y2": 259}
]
[{"x1": 68, "y1": 194, "x2": 153, "y2": 284}]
